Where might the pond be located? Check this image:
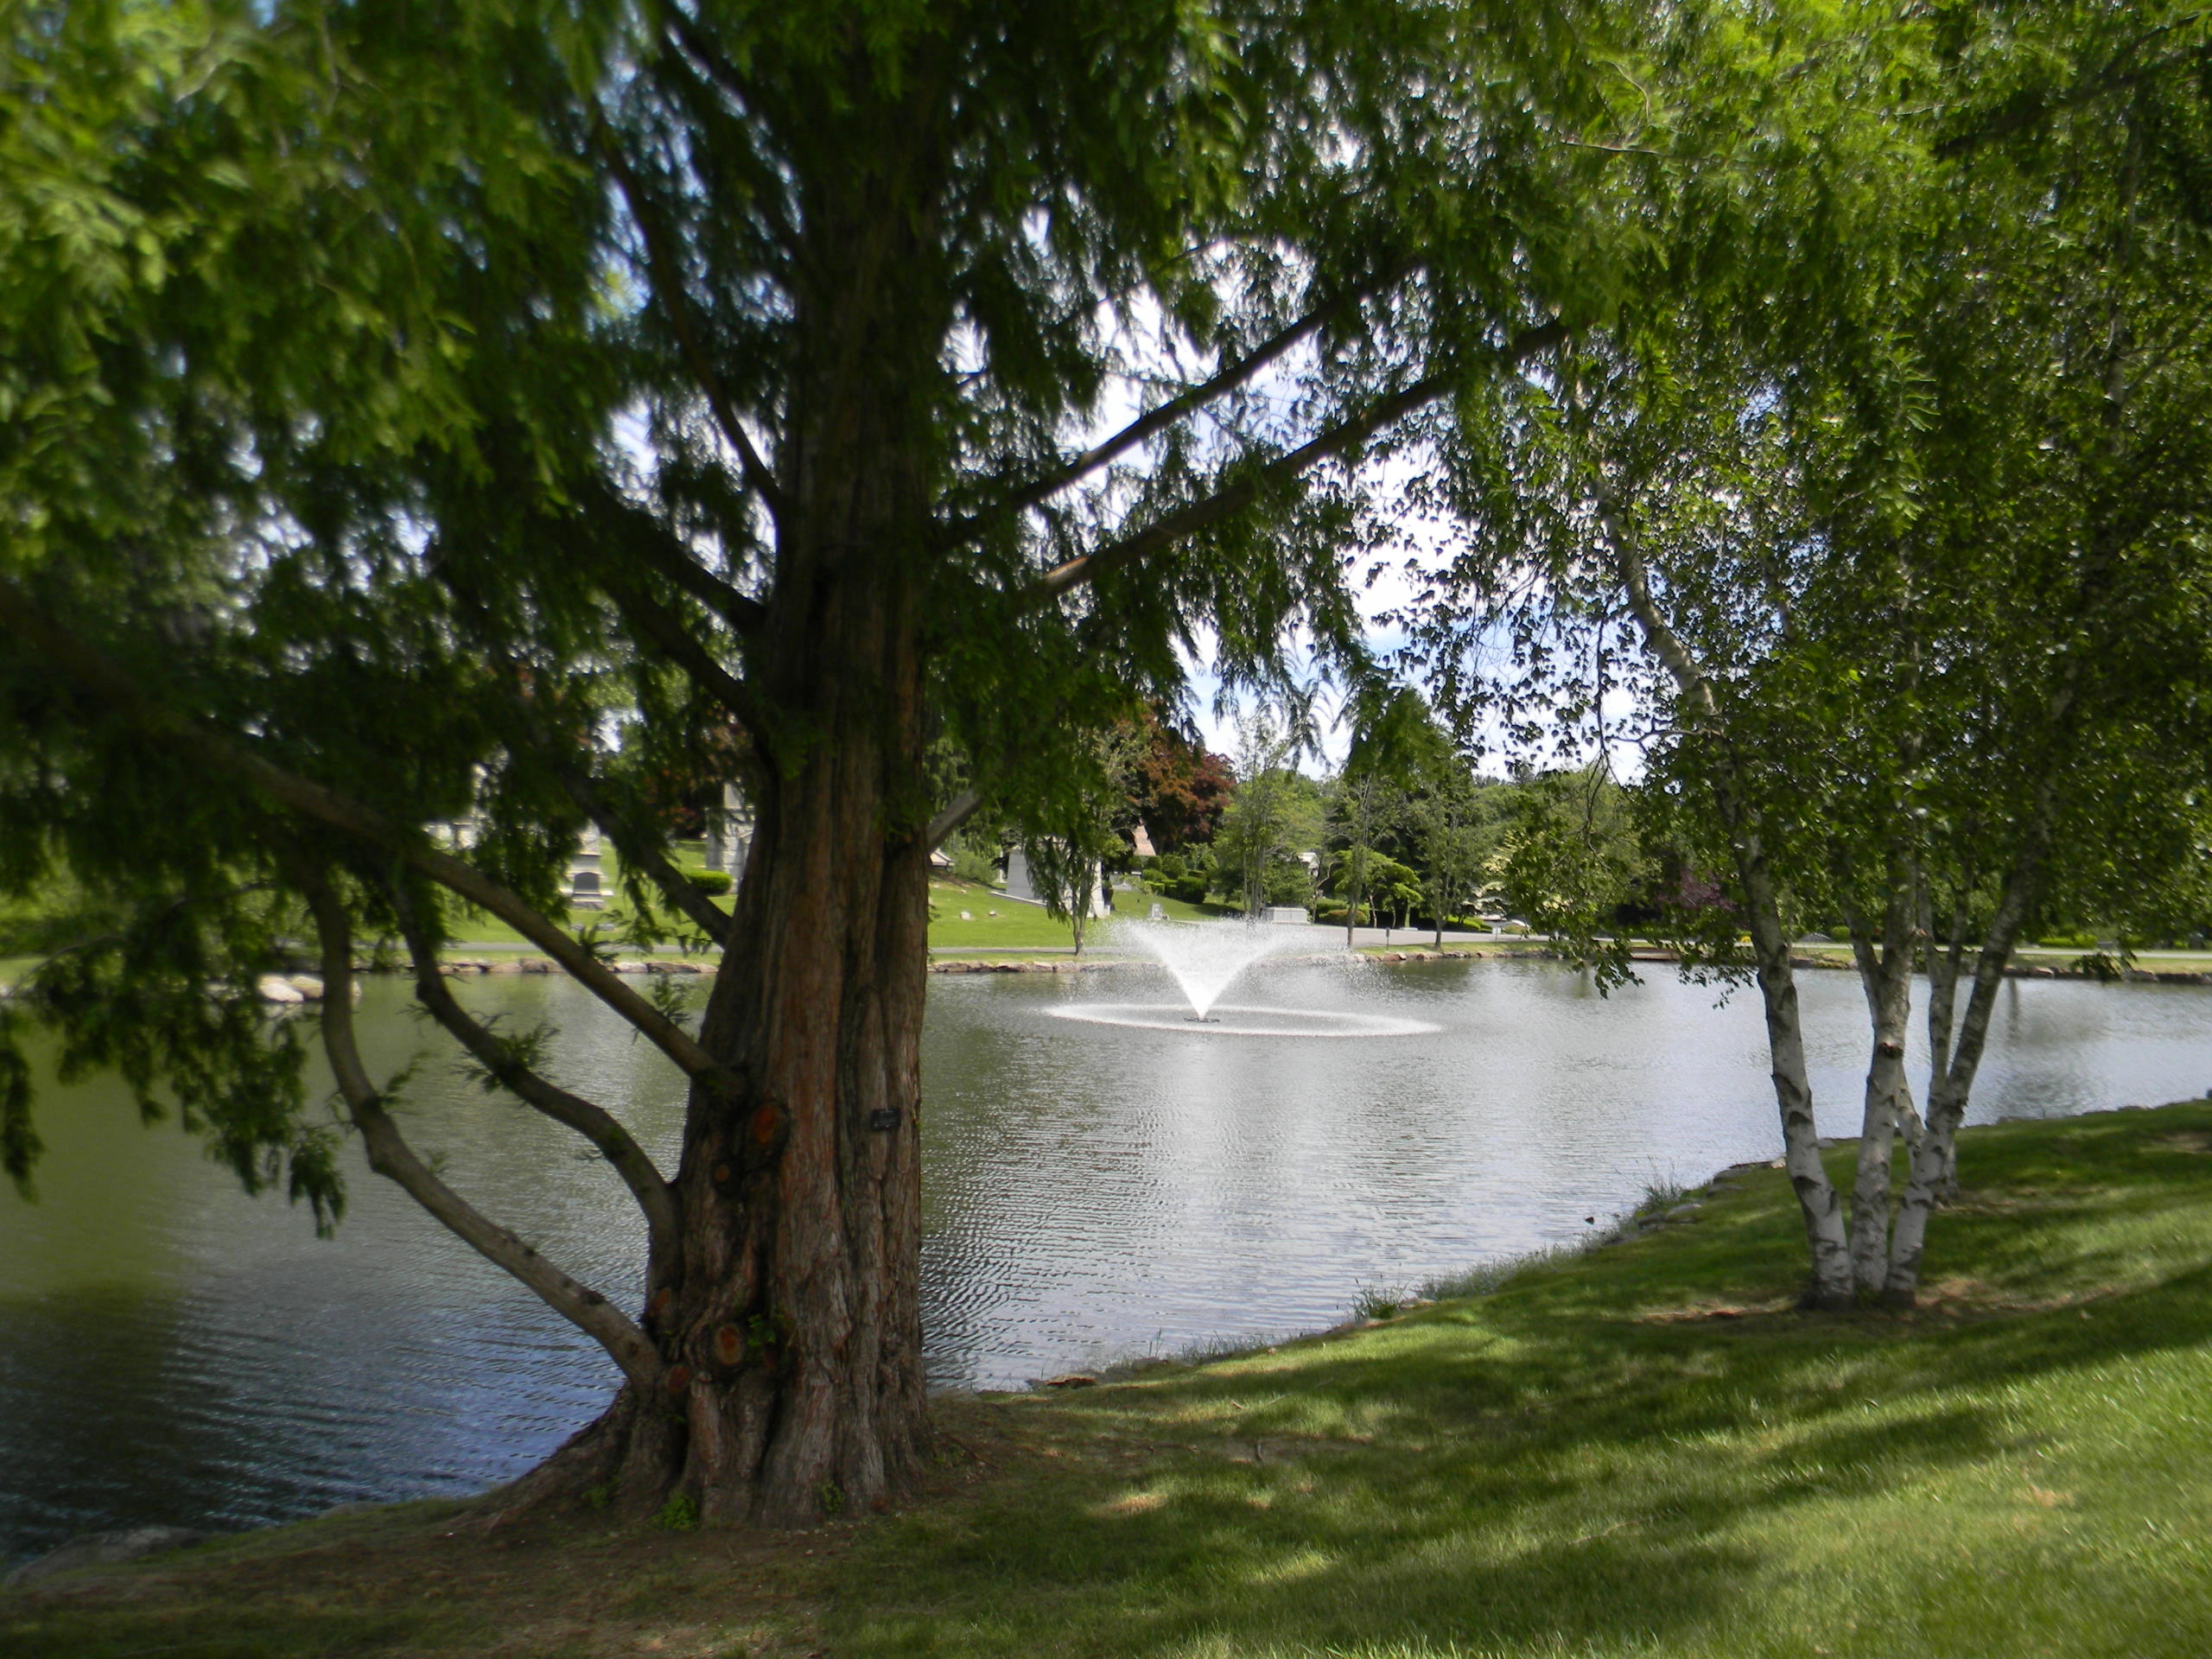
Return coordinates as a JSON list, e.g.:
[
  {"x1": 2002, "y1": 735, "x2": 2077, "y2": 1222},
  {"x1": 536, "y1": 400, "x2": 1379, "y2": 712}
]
[{"x1": 4, "y1": 955, "x2": 2208, "y2": 1564}]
